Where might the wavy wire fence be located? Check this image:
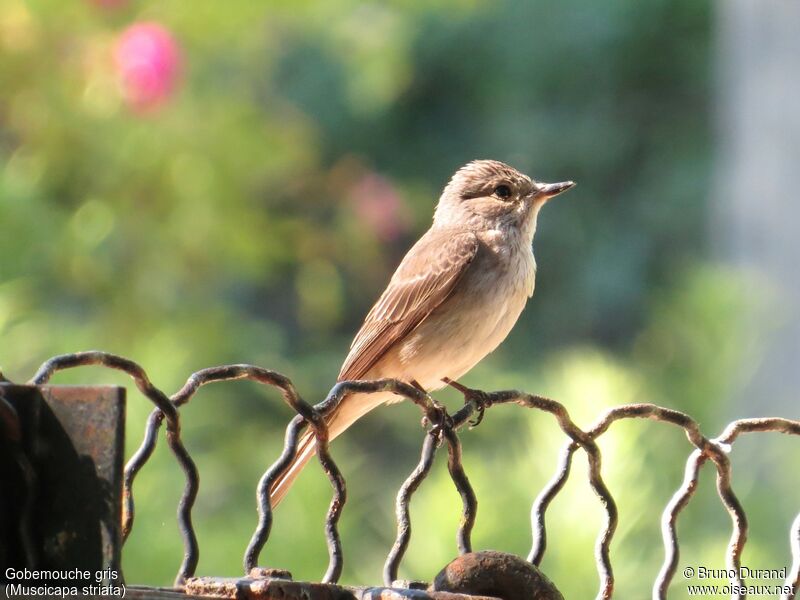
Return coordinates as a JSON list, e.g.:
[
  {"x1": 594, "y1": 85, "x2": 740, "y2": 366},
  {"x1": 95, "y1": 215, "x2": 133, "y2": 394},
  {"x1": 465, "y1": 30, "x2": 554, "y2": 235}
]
[{"x1": 2, "y1": 351, "x2": 799, "y2": 599}]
